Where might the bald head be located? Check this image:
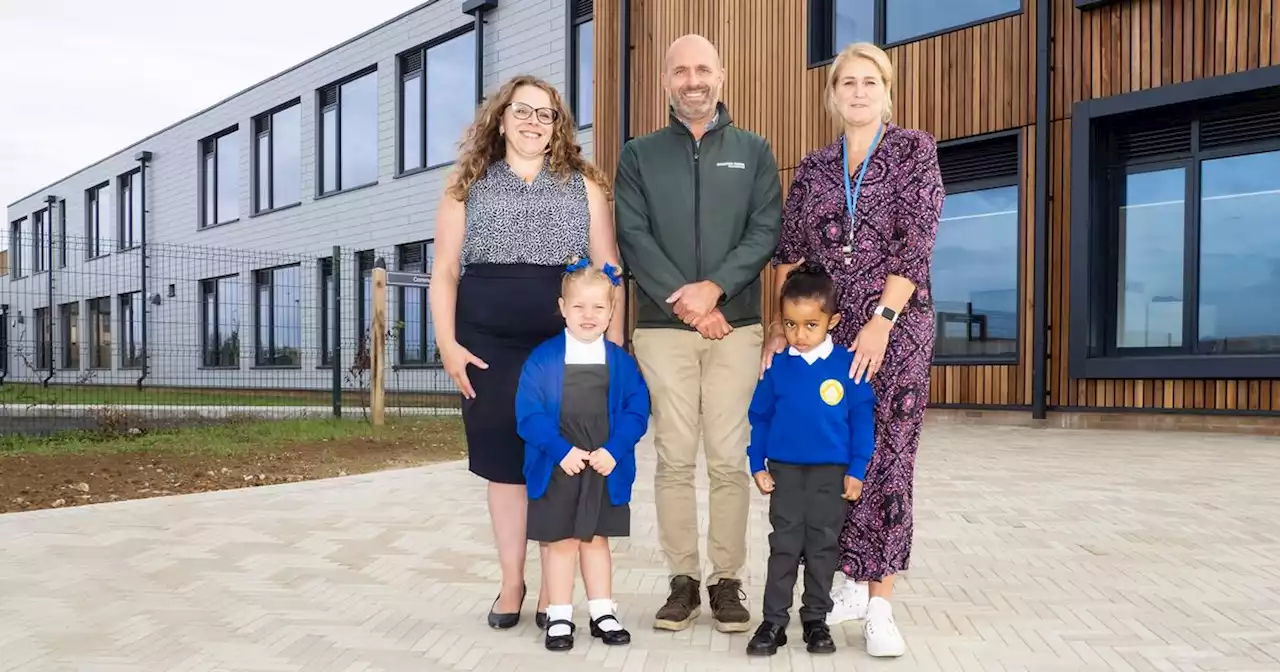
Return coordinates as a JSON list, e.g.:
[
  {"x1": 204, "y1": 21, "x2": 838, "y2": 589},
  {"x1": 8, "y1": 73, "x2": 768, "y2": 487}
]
[{"x1": 663, "y1": 34, "x2": 724, "y2": 128}]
